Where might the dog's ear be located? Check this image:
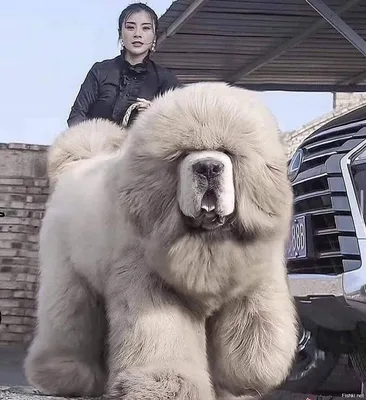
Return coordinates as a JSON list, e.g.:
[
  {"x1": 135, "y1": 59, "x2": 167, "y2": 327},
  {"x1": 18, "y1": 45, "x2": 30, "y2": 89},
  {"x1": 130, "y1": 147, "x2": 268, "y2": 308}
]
[
  {"x1": 234, "y1": 154, "x2": 293, "y2": 239},
  {"x1": 257, "y1": 159, "x2": 293, "y2": 218},
  {"x1": 119, "y1": 152, "x2": 179, "y2": 236}
]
